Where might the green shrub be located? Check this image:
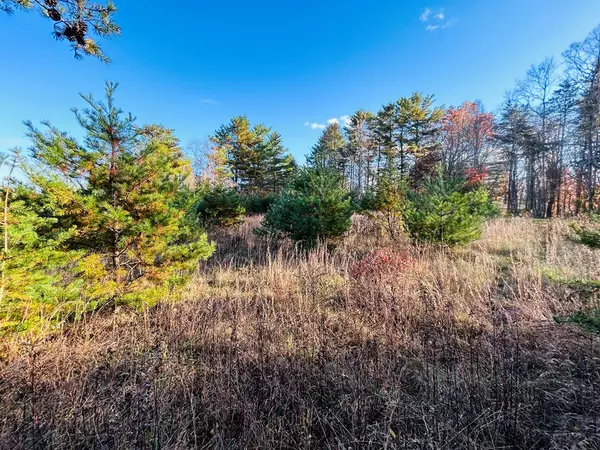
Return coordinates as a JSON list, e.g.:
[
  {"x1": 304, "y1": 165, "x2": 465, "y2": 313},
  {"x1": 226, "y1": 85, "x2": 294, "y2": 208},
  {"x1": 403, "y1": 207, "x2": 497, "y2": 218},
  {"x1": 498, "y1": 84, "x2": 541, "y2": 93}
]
[
  {"x1": 255, "y1": 165, "x2": 353, "y2": 247},
  {"x1": 403, "y1": 176, "x2": 494, "y2": 246},
  {"x1": 570, "y1": 215, "x2": 600, "y2": 249},
  {"x1": 565, "y1": 216, "x2": 600, "y2": 334},
  {"x1": 348, "y1": 190, "x2": 364, "y2": 213},
  {"x1": 555, "y1": 309, "x2": 600, "y2": 334},
  {"x1": 195, "y1": 185, "x2": 246, "y2": 227},
  {"x1": 241, "y1": 193, "x2": 277, "y2": 214},
  {"x1": 361, "y1": 171, "x2": 406, "y2": 241}
]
